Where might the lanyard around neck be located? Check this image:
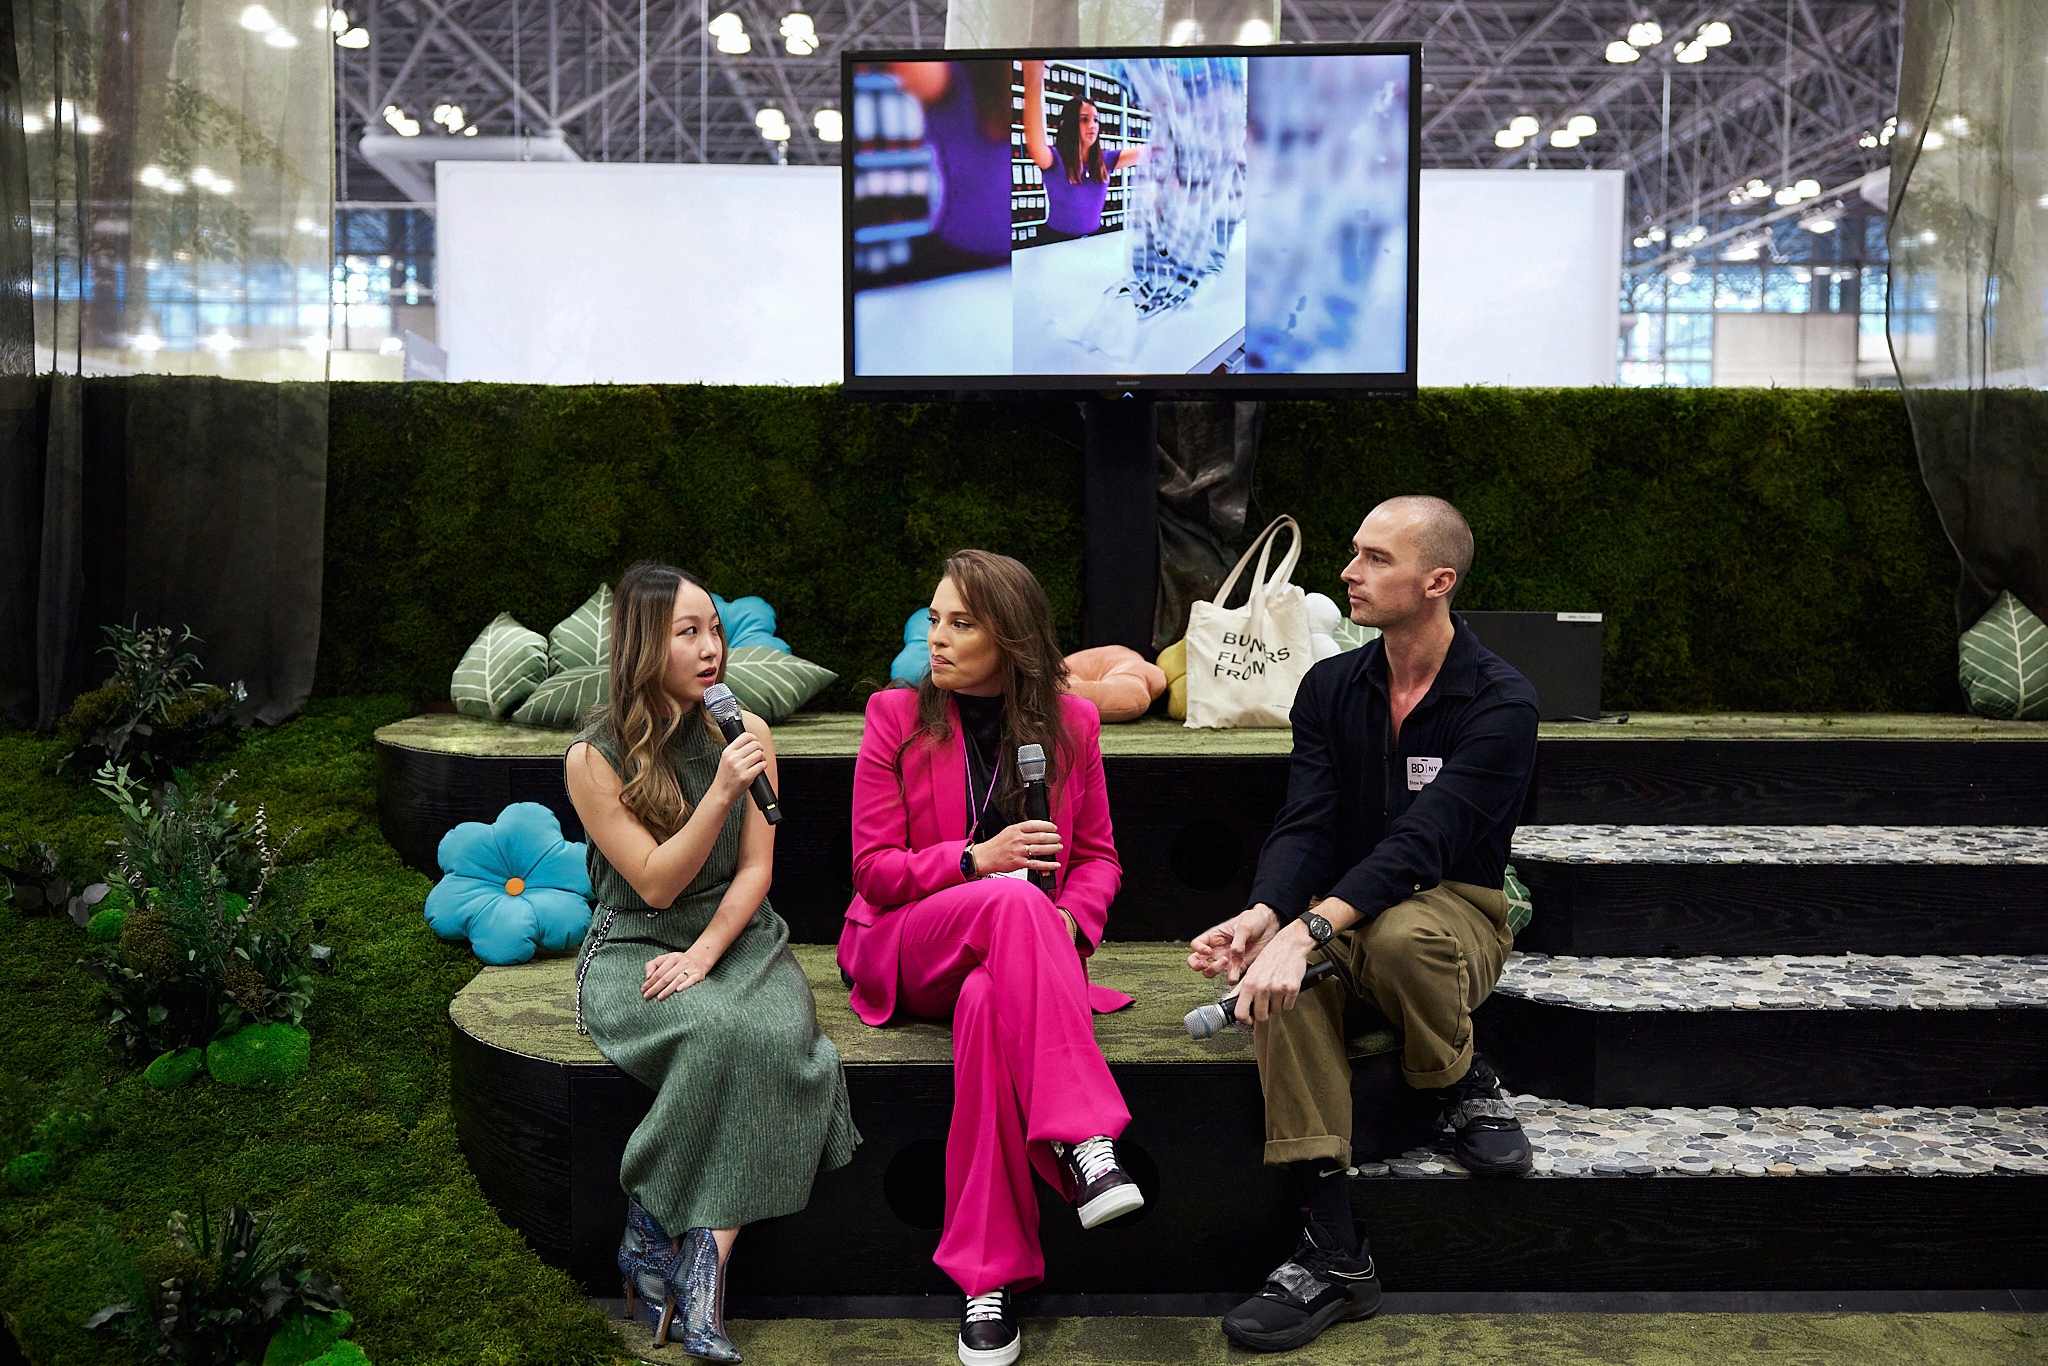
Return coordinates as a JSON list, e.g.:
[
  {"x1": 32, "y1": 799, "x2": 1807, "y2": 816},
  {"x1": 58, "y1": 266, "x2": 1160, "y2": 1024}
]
[{"x1": 964, "y1": 731, "x2": 1001, "y2": 837}]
